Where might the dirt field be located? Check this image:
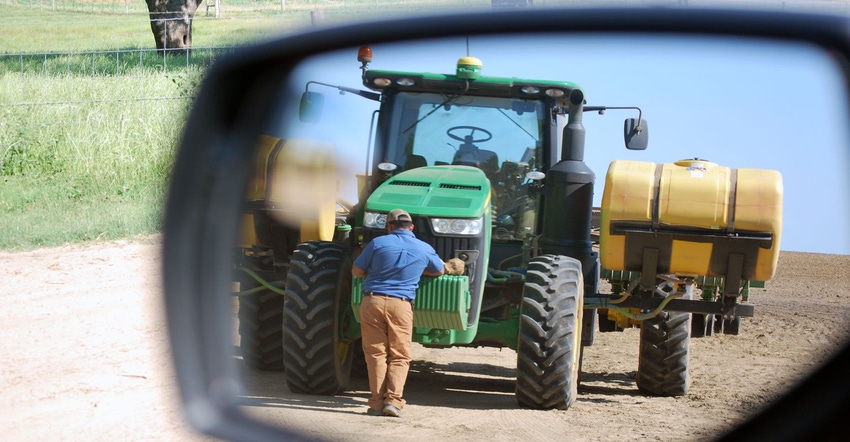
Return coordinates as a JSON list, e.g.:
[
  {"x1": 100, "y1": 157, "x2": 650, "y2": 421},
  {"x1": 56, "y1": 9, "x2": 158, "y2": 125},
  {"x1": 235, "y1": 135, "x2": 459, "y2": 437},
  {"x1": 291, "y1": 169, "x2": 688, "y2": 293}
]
[{"x1": 2, "y1": 236, "x2": 849, "y2": 441}]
